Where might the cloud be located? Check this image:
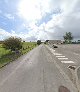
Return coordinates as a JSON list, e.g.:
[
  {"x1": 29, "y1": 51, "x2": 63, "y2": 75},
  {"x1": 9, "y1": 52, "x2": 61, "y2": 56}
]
[
  {"x1": 33, "y1": 0, "x2": 80, "y2": 40},
  {"x1": 17, "y1": 0, "x2": 61, "y2": 22},
  {"x1": 1, "y1": 0, "x2": 80, "y2": 41},
  {"x1": 18, "y1": 0, "x2": 42, "y2": 22},
  {"x1": 0, "y1": 28, "x2": 11, "y2": 36},
  {"x1": 0, "y1": 28, "x2": 26, "y2": 40},
  {"x1": 17, "y1": 0, "x2": 63, "y2": 40},
  {"x1": 4, "y1": 13, "x2": 14, "y2": 20}
]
